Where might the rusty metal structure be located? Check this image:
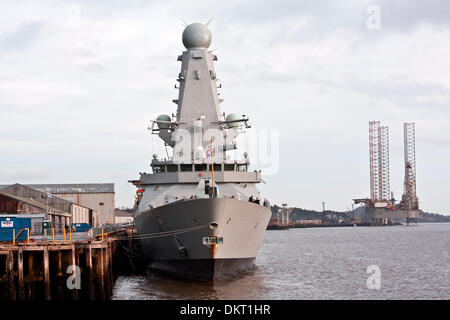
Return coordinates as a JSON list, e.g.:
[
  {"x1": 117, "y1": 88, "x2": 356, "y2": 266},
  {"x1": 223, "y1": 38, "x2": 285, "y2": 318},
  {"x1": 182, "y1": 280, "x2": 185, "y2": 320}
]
[
  {"x1": 276, "y1": 204, "x2": 292, "y2": 228},
  {"x1": 0, "y1": 240, "x2": 114, "y2": 300},
  {"x1": 0, "y1": 226, "x2": 143, "y2": 300},
  {"x1": 354, "y1": 121, "x2": 421, "y2": 225},
  {"x1": 400, "y1": 123, "x2": 419, "y2": 210},
  {"x1": 369, "y1": 121, "x2": 390, "y2": 201}
]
